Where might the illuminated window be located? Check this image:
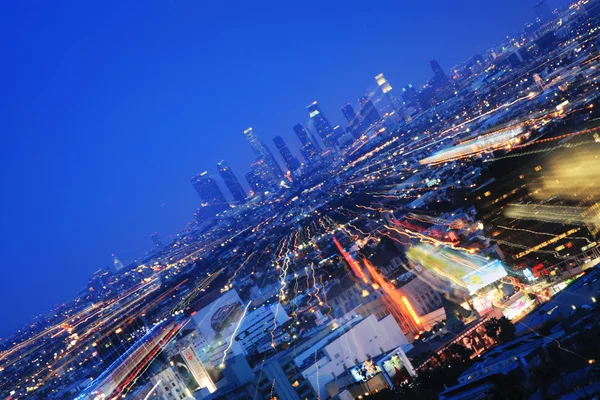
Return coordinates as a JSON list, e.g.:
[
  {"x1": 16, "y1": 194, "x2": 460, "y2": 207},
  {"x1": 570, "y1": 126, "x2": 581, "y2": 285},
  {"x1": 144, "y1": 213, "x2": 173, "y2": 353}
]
[
  {"x1": 484, "y1": 191, "x2": 491, "y2": 197},
  {"x1": 534, "y1": 165, "x2": 542, "y2": 172}
]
